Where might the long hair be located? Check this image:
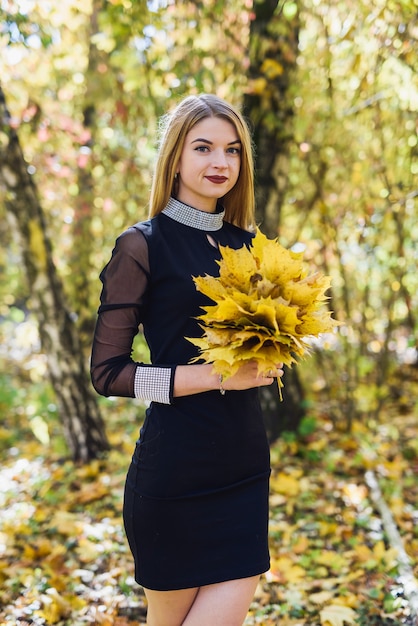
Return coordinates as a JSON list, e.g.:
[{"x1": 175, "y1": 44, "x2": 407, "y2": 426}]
[{"x1": 148, "y1": 94, "x2": 256, "y2": 230}]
